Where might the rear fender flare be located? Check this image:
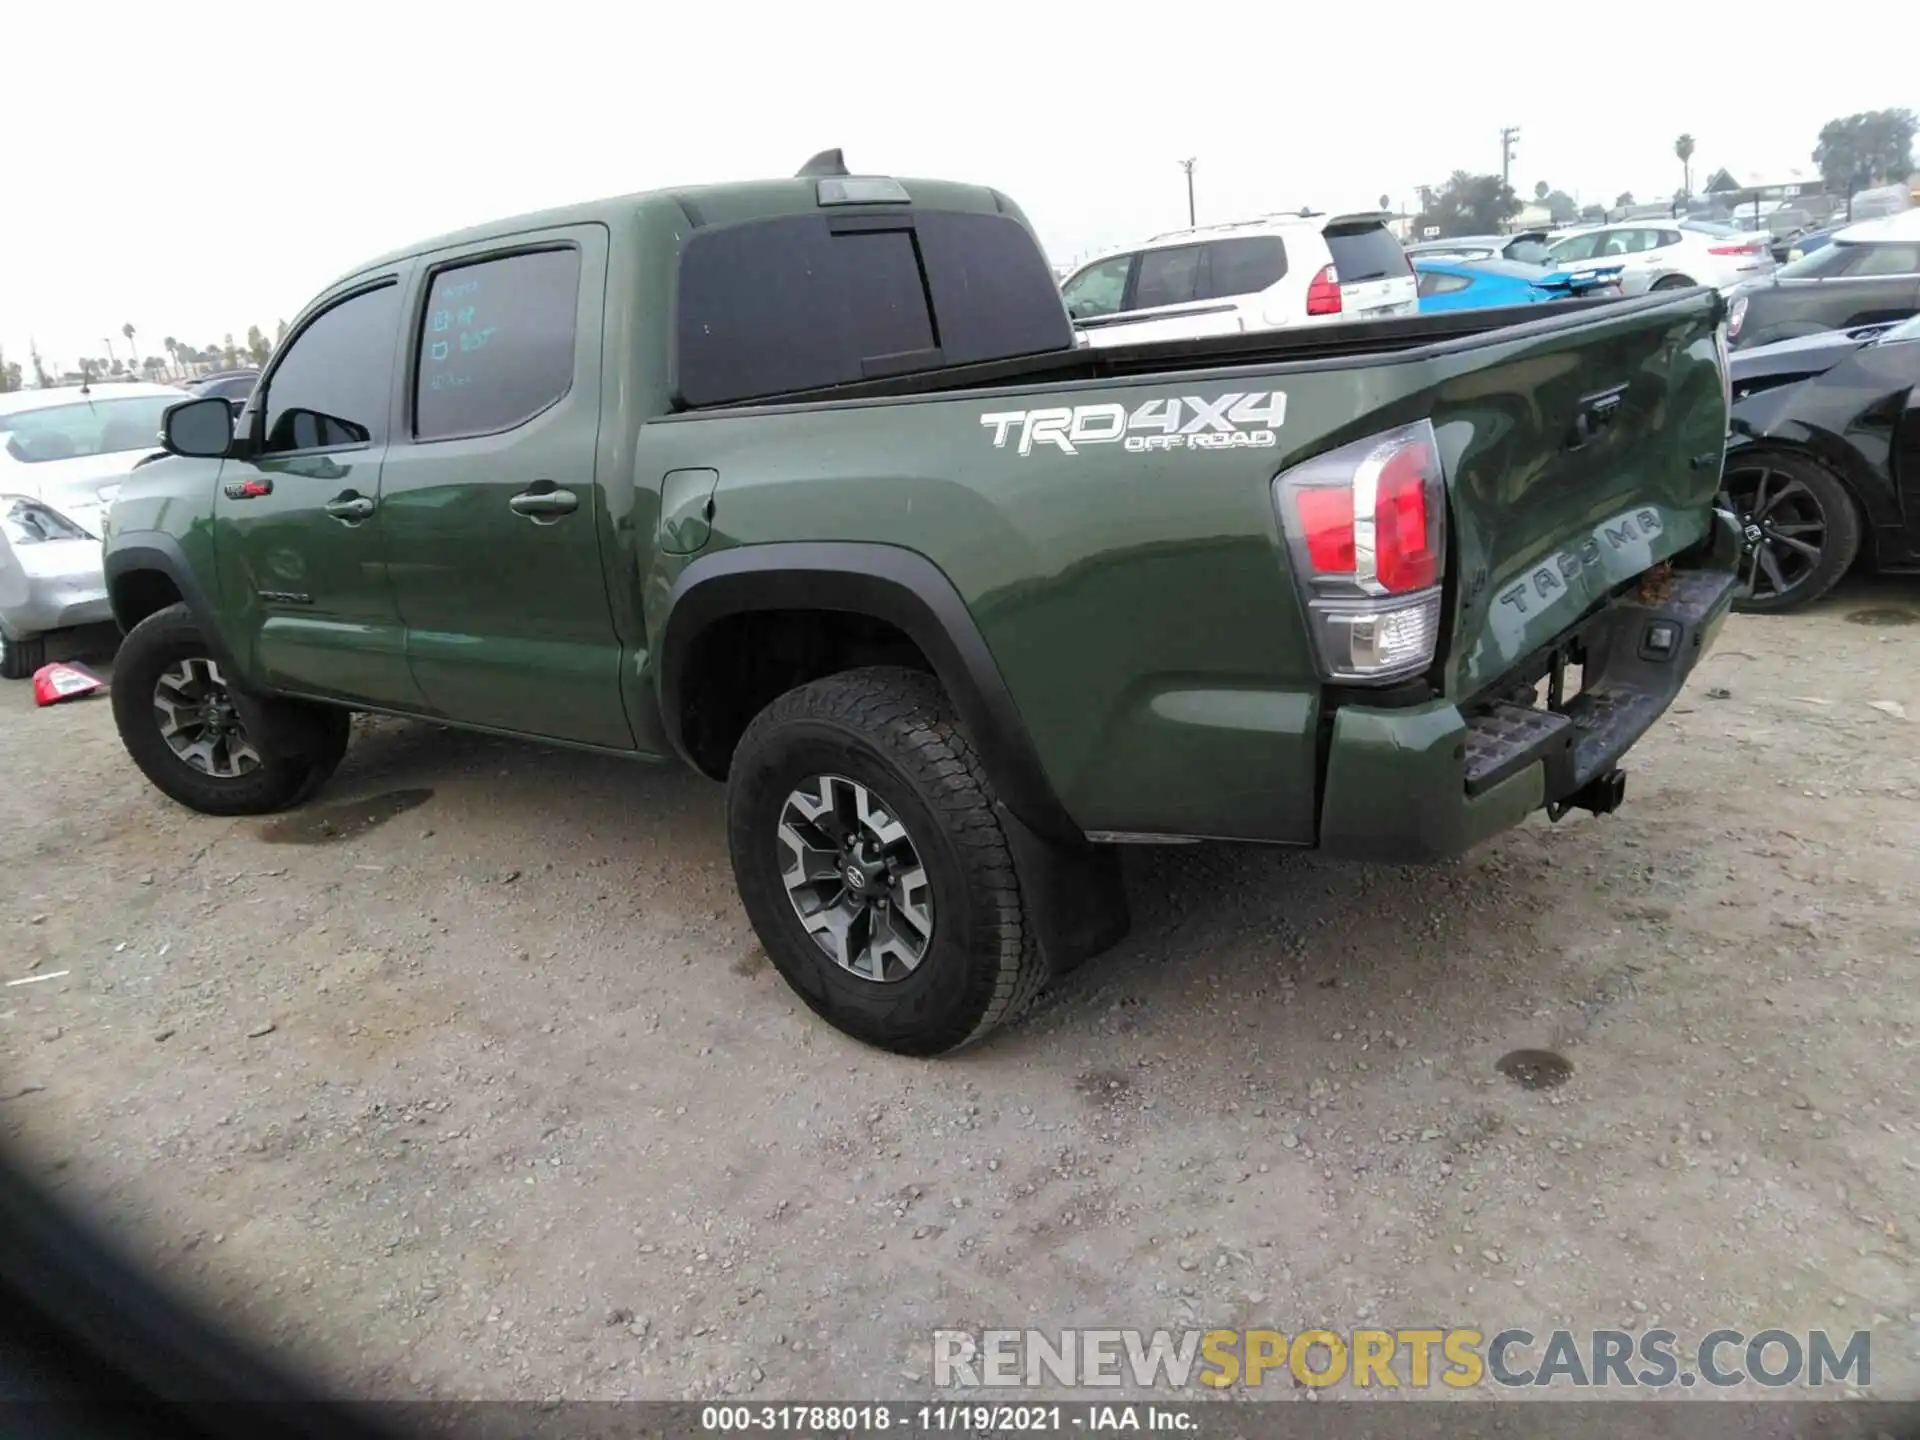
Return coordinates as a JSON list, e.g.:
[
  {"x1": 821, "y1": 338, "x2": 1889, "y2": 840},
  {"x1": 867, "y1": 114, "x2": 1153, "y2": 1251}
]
[{"x1": 657, "y1": 541, "x2": 1080, "y2": 847}]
